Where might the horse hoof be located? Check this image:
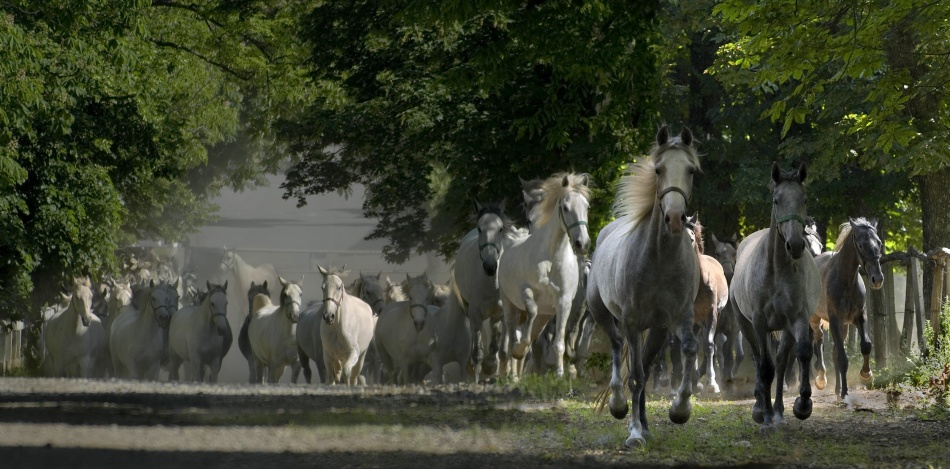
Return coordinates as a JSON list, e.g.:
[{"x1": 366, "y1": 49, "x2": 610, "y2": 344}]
[
  {"x1": 793, "y1": 396, "x2": 813, "y2": 420},
  {"x1": 752, "y1": 407, "x2": 765, "y2": 424},
  {"x1": 694, "y1": 382, "x2": 705, "y2": 394},
  {"x1": 708, "y1": 382, "x2": 721, "y2": 394},
  {"x1": 815, "y1": 371, "x2": 827, "y2": 390},
  {"x1": 860, "y1": 370, "x2": 873, "y2": 382},
  {"x1": 511, "y1": 342, "x2": 529, "y2": 360},
  {"x1": 758, "y1": 424, "x2": 777, "y2": 436},
  {"x1": 624, "y1": 435, "x2": 647, "y2": 448},
  {"x1": 669, "y1": 399, "x2": 692, "y2": 424},
  {"x1": 658, "y1": 376, "x2": 671, "y2": 388},
  {"x1": 609, "y1": 396, "x2": 629, "y2": 420}
]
